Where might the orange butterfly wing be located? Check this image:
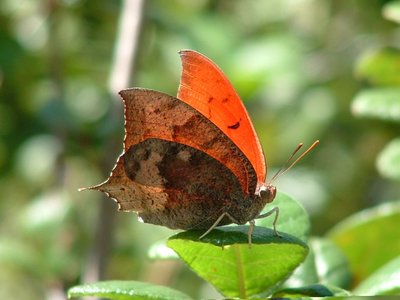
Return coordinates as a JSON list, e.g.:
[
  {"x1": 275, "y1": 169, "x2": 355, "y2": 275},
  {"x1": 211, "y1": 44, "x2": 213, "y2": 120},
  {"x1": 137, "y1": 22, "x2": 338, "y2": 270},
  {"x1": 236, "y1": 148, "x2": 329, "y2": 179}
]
[{"x1": 177, "y1": 50, "x2": 266, "y2": 189}]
